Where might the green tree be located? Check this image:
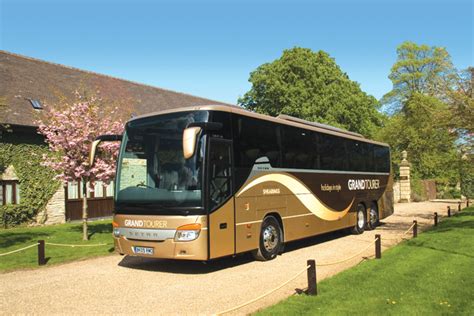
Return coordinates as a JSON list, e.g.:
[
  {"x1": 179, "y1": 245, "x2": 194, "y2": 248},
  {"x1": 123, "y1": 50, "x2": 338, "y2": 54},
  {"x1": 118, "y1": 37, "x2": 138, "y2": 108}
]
[
  {"x1": 382, "y1": 41, "x2": 453, "y2": 113},
  {"x1": 445, "y1": 68, "x2": 474, "y2": 148},
  {"x1": 377, "y1": 93, "x2": 457, "y2": 181},
  {"x1": 460, "y1": 154, "x2": 474, "y2": 200},
  {"x1": 378, "y1": 41, "x2": 463, "y2": 191},
  {"x1": 239, "y1": 47, "x2": 383, "y2": 137}
]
